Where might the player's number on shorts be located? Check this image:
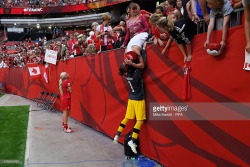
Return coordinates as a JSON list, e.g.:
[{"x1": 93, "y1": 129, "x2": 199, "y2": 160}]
[{"x1": 128, "y1": 81, "x2": 135, "y2": 92}]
